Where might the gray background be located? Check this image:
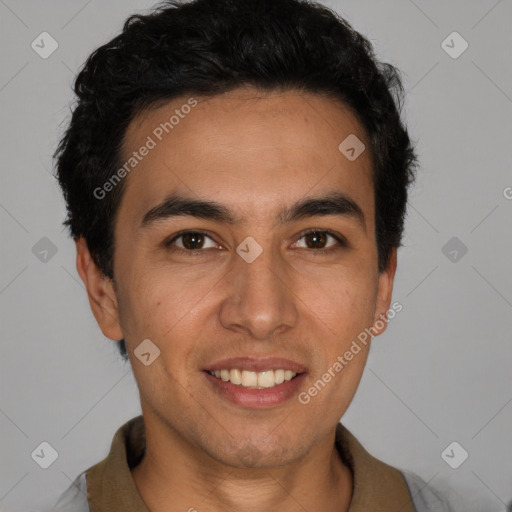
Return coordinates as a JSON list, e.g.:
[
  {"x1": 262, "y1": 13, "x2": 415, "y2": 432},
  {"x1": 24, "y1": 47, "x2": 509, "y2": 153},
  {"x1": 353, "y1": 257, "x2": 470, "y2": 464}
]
[{"x1": 1, "y1": 1, "x2": 511, "y2": 511}]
